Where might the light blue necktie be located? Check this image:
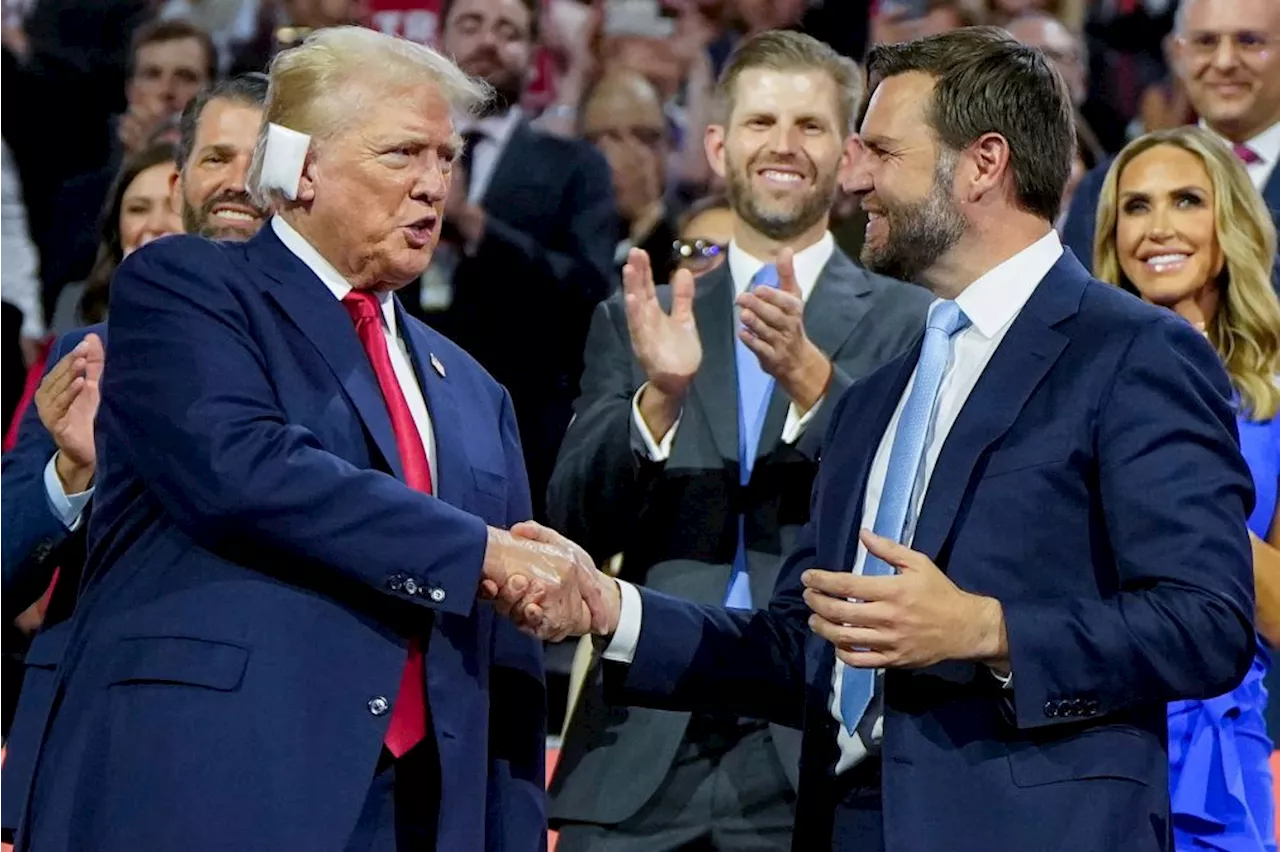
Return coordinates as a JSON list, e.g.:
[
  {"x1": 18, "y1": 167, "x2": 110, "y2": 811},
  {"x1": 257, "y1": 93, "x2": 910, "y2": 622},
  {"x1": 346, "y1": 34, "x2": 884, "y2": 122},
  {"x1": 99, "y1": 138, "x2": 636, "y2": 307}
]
[
  {"x1": 724, "y1": 264, "x2": 780, "y2": 609},
  {"x1": 838, "y1": 300, "x2": 970, "y2": 733}
]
